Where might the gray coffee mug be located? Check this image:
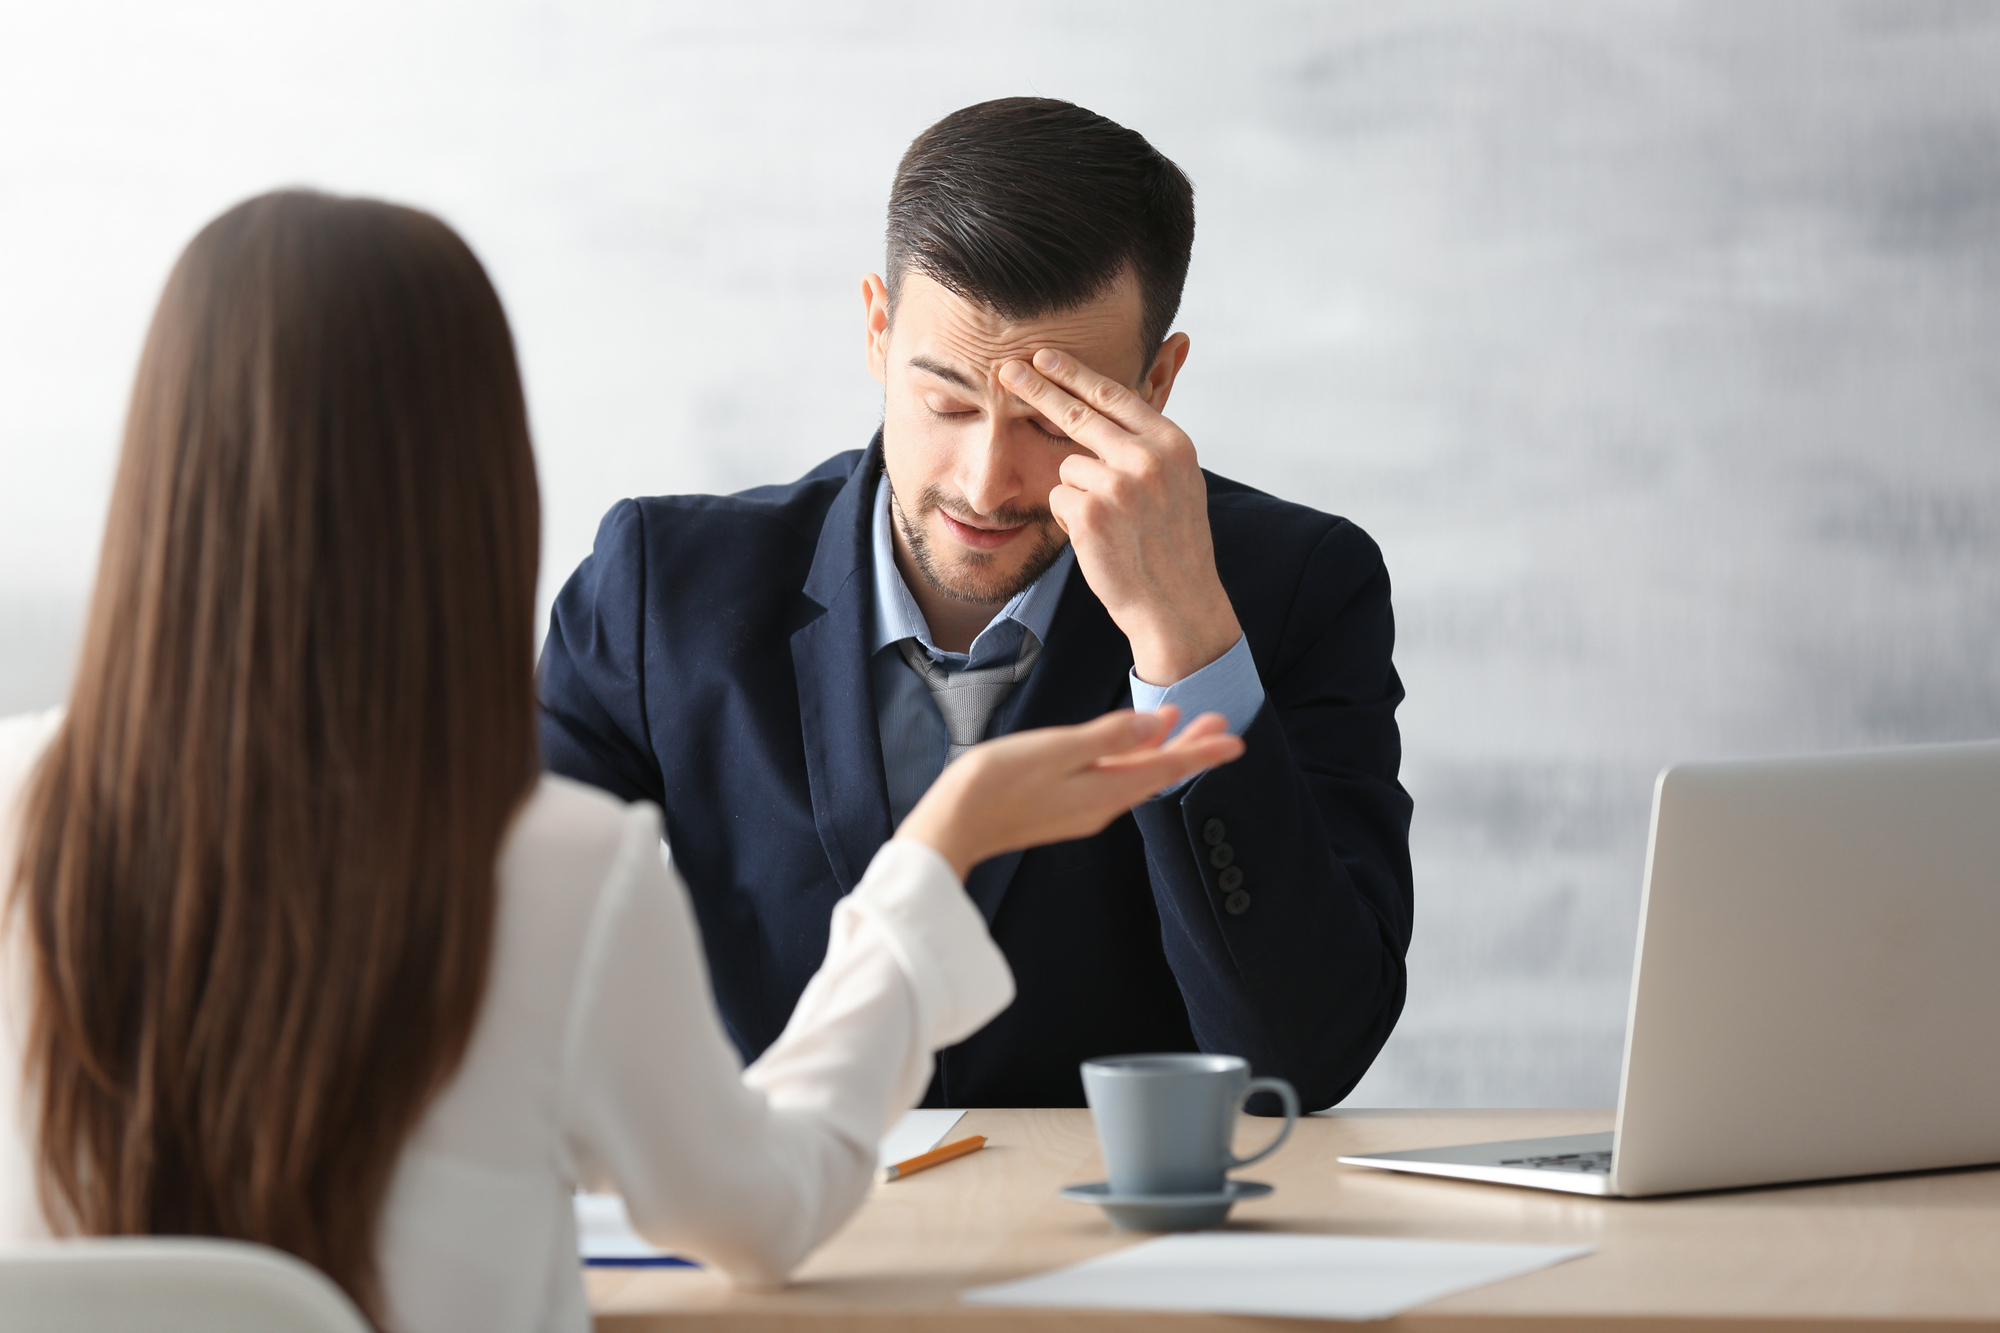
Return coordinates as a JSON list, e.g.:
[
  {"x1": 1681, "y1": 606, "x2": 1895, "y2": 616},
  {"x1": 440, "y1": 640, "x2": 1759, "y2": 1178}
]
[{"x1": 1081, "y1": 1053, "x2": 1300, "y2": 1196}]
